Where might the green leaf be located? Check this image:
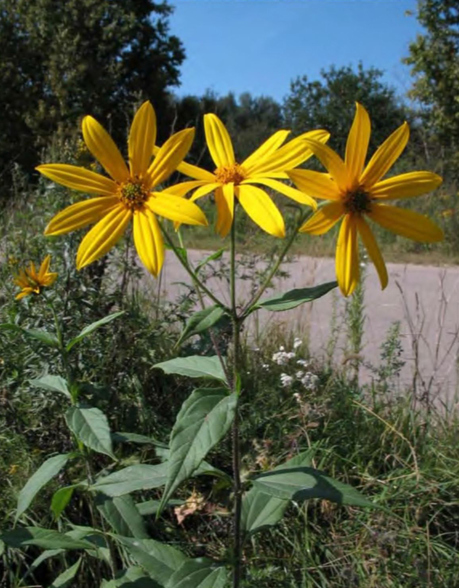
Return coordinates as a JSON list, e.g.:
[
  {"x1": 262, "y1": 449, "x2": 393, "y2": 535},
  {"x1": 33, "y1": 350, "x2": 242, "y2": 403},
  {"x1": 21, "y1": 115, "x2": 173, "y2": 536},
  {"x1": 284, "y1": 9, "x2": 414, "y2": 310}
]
[
  {"x1": 176, "y1": 306, "x2": 226, "y2": 348},
  {"x1": 253, "y1": 281, "x2": 338, "y2": 312},
  {"x1": 51, "y1": 486, "x2": 75, "y2": 519},
  {"x1": 0, "y1": 539, "x2": 4, "y2": 557},
  {"x1": 0, "y1": 527, "x2": 94, "y2": 550},
  {"x1": 154, "y1": 356, "x2": 228, "y2": 384},
  {"x1": 117, "y1": 537, "x2": 187, "y2": 586},
  {"x1": 112, "y1": 432, "x2": 168, "y2": 448},
  {"x1": 16, "y1": 453, "x2": 69, "y2": 521},
  {"x1": 66, "y1": 405, "x2": 115, "y2": 459},
  {"x1": 252, "y1": 466, "x2": 375, "y2": 507},
  {"x1": 195, "y1": 248, "x2": 225, "y2": 274},
  {"x1": 241, "y1": 488, "x2": 288, "y2": 536},
  {"x1": 90, "y1": 463, "x2": 168, "y2": 497},
  {"x1": 0, "y1": 323, "x2": 61, "y2": 348},
  {"x1": 50, "y1": 558, "x2": 81, "y2": 587},
  {"x1": 96, "y1": 494, "x2": 148, "y2": 539},
  {"x1": 66, "y1": 311, "x2": 124, "y2": 352},
  {"x1": 166, "y1": 558, "x2": 229, "y2": 588},
  {"x1": 241, "y1": 451, "x2": 316, "y2": 537},
  {"x1": 136, "y1": 499, "x2": 183, "y2": 516},
  {"x1": 160, "y1": 389, "x2": 237, "y2": 512},
  {"x1": 101, "y1": 567, "x2": 161, "y2": 587},
  {"x1": 29, "y1": 375, "x2": 71, "y2": 399}
]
